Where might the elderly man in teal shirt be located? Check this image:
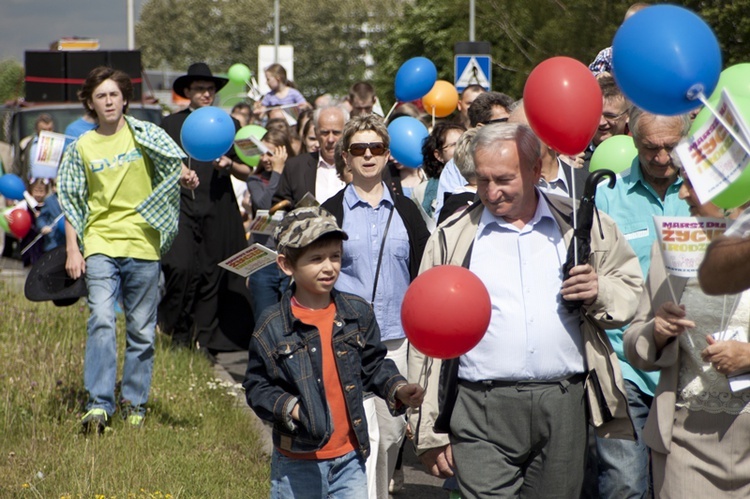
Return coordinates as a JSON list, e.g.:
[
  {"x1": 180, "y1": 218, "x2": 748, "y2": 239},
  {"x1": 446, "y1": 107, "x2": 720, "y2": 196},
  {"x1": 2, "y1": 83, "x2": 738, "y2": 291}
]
[{"x1": 593, "y1": 107, "x2": 691, "y2": 498}]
